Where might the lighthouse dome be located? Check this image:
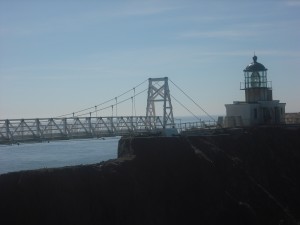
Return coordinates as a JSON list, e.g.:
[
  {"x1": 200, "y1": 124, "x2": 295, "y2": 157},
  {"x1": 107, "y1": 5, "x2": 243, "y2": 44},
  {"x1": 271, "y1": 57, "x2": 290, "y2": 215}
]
[{"x1": 244, "y1": 55, "x2": 267, "y2": 72}]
